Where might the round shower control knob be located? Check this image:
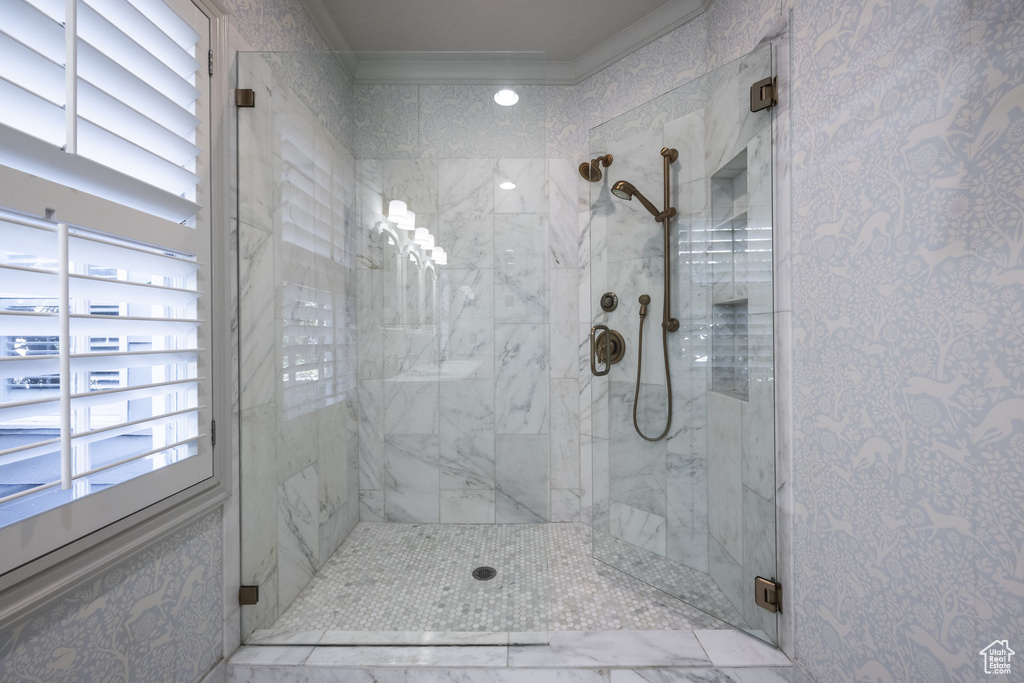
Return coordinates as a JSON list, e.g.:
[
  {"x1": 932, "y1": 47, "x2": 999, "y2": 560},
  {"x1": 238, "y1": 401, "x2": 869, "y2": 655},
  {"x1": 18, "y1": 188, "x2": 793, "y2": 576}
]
[{"x1": 600, "y1": 292, "x2": 618, "y2": 312}]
